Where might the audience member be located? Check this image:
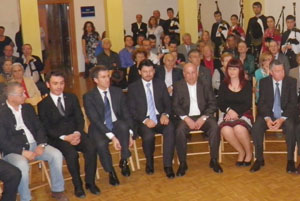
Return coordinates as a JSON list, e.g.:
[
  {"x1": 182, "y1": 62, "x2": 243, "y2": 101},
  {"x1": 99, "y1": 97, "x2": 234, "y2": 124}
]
[
  {"x1": 0, "y1": 45, "x2": 18, "y2": 72},
  {"x1": 0, "y1": 26, "x2": 14, "y2": 57},
  {"x1": 147, "y1": 16, "x2": 164, "y2": 47},
  {"x1": 262, "y1": 16, "x2": 281, "y2": 53},
  {"x1": 164, "y1": 8, "x2": 180, "y2": 43},
  {"x1": 228, "y1": 14, "x2": 246, "y2": 41},
  {"x1": 131, "y1": 14, "x2": 147, "y2": 44},
  {"x1": 268, "y1": 39, "x2": 290, "y2": 74},
  {"x1": 201, "y1": 45, "x2": 221, "y2": 76},
  {"x1": 237, "y1": 41, "x2": 255, "y2": 78},
  {"x1": 128, "y1": 48, "x2": 147, "y2": 84},
  {"x1": 177, "y1": 33, "x2": 197, "y2": 61}
]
